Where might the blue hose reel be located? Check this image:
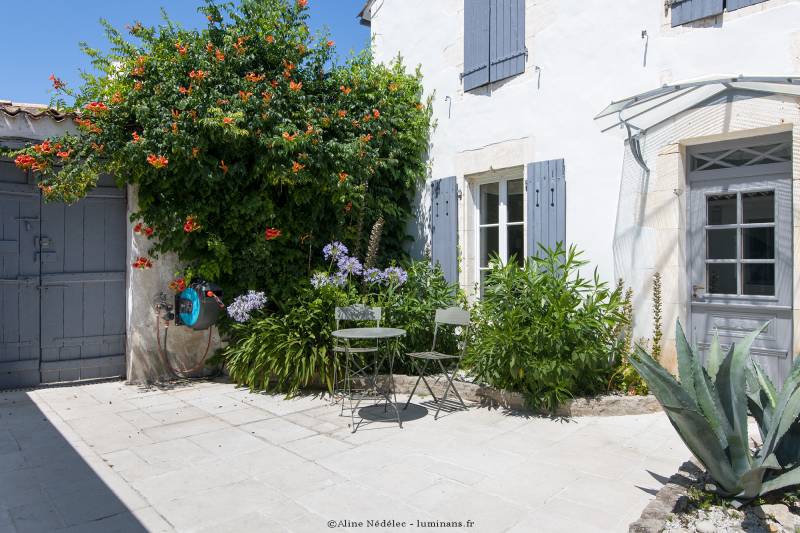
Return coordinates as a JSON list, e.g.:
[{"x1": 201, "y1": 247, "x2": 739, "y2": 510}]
[{"x1": 174, "y1": 281, "x2": 223, "y2": 330}]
